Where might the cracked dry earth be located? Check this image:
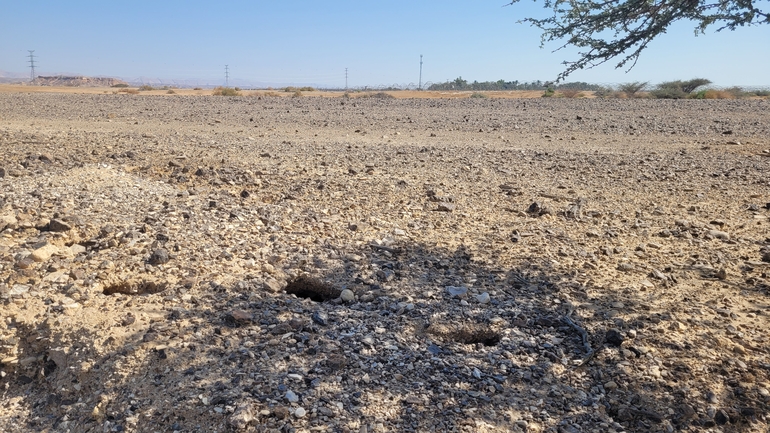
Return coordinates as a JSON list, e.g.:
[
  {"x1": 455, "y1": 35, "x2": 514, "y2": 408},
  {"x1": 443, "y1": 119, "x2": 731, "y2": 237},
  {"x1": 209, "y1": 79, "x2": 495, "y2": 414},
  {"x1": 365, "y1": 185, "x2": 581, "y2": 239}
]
[{"x1": 1, "y1": 92, "x2": 770, "y2": 433}]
